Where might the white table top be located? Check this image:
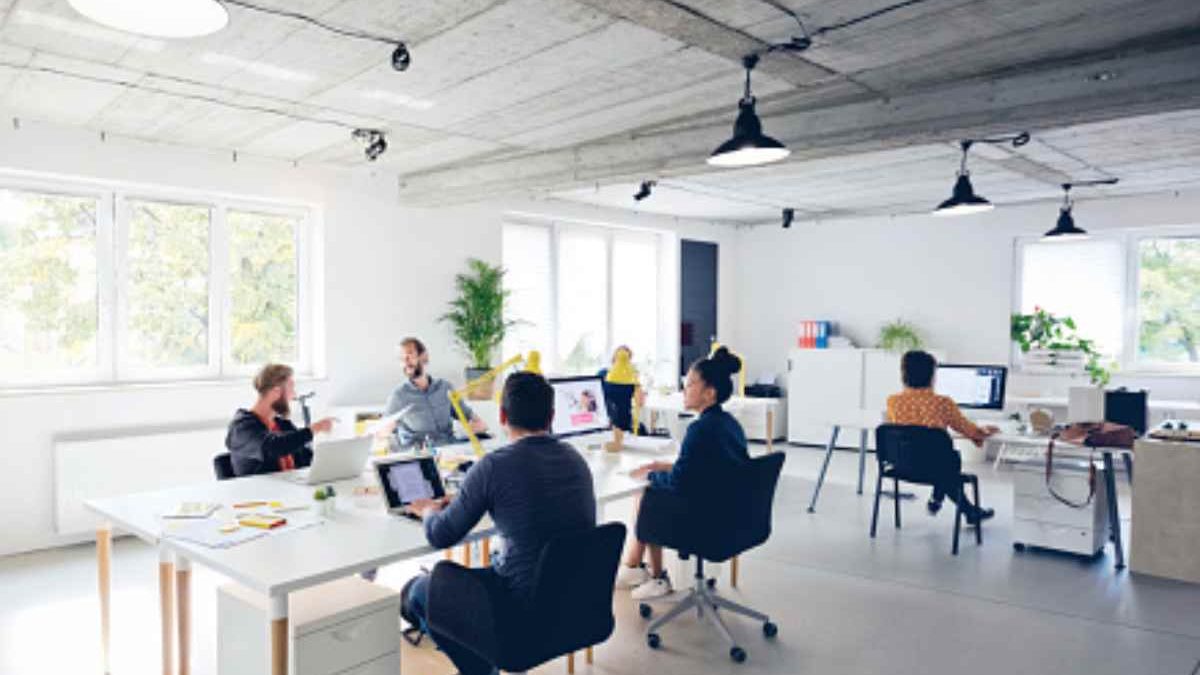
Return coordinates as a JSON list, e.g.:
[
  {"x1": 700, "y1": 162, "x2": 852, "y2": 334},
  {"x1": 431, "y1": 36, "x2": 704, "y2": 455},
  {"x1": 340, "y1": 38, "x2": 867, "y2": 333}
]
[
  {"x1": 642, "y1": 392, "x2": 779, "y2": 413},
  {"x1": 1009, "y1": 395, "x2": 1200, "y2": 412},
  {"x1": 86, "y1": 432, "x2": 651, "y2": 597}
]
